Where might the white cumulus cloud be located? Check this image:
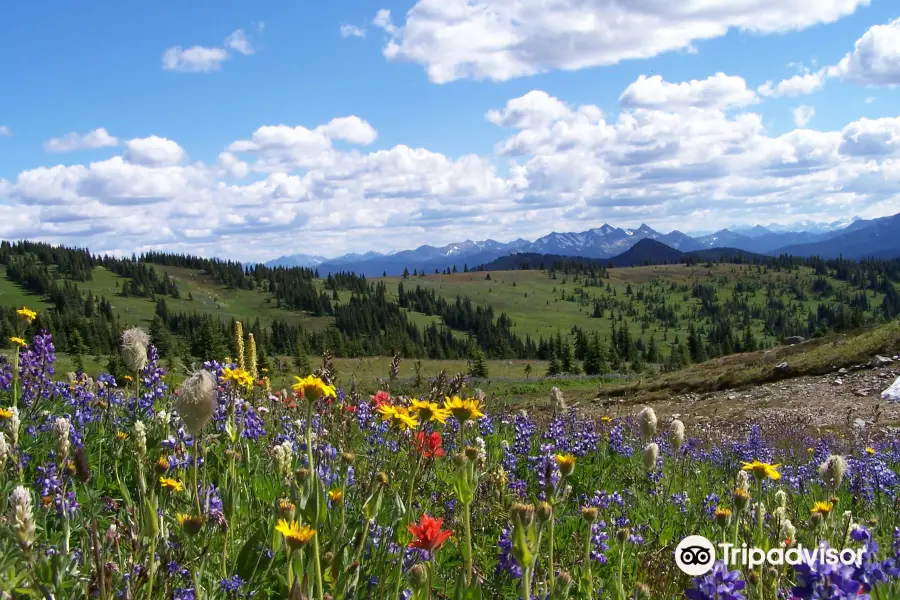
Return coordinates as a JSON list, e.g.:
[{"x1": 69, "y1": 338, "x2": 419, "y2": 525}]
[
  {"x1": 374, "y1": 0, "x2": 871, "y2": 83},
  {"x1": 829, "y1": 17, "x2": 900, "y2": 86},
  {"x1": 44, "y1": 128, "x2": 119, "y2": 153},
  {"x1": 792, "y1": 105, "x2": 816, "y2": 127},
  {"x1": 163, "y1": 28, "x2": 258, "y2": 73},
  {"x1": 620, "y1": 73, "x2": 758, "y2": 110},
  {"x1": 759, "y1": 69, "x2": 827, "y2": 97},
  {"x1": 123, "y1": 136, "x2": 187, "y2": 167}
]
